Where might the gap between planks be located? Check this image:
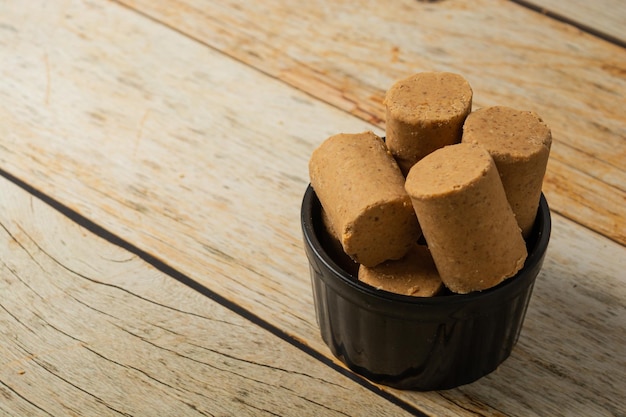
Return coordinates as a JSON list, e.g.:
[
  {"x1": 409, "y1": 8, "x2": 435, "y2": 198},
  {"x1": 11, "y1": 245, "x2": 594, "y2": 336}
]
[
  {"x1": 0, "y1": 168, "x2": 429, "y2": 417},
  {"x1": 508, "y1": 0, "x2": 626, "y2": 48},
  {"x1": 110, "y1": 0, "x2": 626, "y2": 247}
]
